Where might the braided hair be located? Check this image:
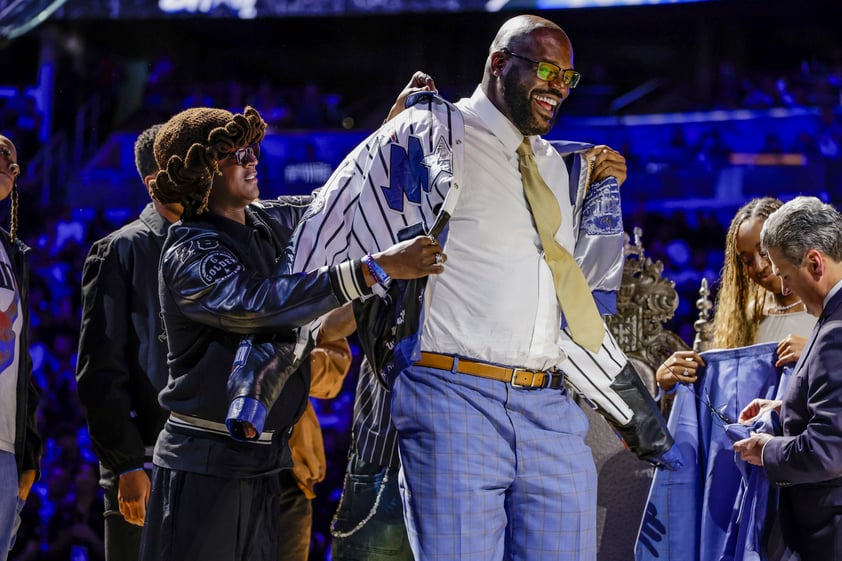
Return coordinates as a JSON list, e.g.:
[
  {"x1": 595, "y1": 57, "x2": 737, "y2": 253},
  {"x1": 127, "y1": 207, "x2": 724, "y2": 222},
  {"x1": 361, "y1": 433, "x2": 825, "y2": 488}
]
[
  {"x1": 712, "y1": 197, "x2": 783, "y2": 349},
  {"x1": 150, "y1": 106, "x2": 266, "y2": 217},
  {"x1": 0, "y1": 134, "x2": 20, "y2": 241}
]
